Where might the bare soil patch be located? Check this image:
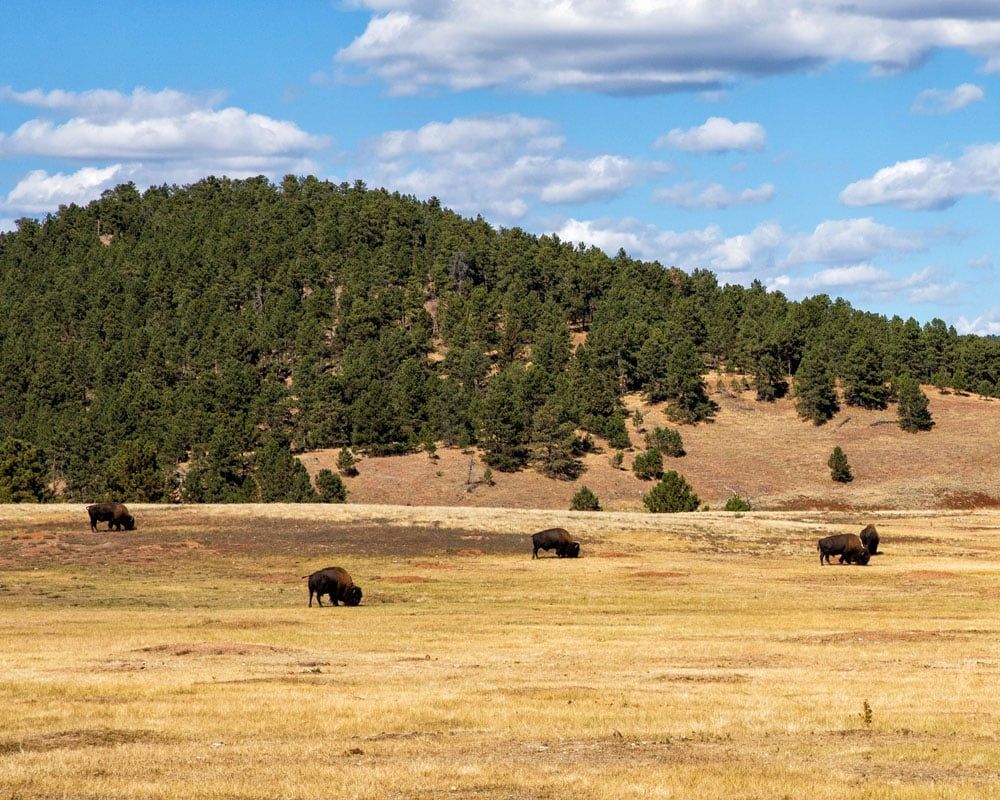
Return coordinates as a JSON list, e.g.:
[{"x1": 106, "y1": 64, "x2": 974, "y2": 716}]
[
  {"x1": 379, "y1": 575, "x2": 434, "y2": 583},
  {"x1": 0, "y1": 728, "x2": 162, "y2": 755},
  {"x1": 134, "y1": 642, "x2": 292, "y2": 657}
]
